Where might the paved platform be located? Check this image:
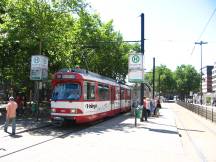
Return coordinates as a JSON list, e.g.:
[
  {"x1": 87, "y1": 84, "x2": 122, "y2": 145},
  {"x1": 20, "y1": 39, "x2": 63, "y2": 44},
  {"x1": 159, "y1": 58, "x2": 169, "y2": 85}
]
[
  {"x1": 0, "y1": 105, "x2": 191, "y2": 162},
  {"x1": 73, "y1": 107, "x2": 189, "y2": 162},
  {"x1": 0, "y1": 115, "x2": 50, "y2": 137}
]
